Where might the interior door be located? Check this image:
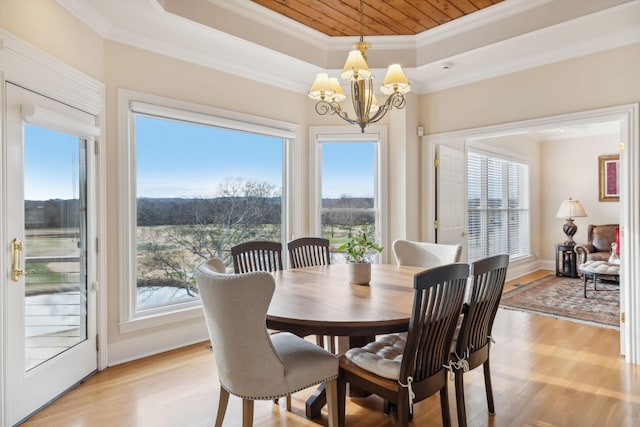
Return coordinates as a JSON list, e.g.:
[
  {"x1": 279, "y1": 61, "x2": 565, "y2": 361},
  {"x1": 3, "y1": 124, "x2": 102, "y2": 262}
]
[
  {"x1": 436, "y1": 144, "x2": 467, "y2": 260},
  {"x1": 5, "y1": 83, "x2": 98, "y2": 424}
]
